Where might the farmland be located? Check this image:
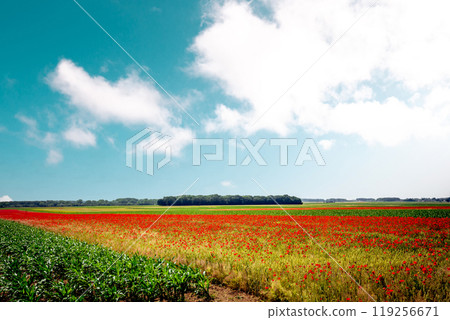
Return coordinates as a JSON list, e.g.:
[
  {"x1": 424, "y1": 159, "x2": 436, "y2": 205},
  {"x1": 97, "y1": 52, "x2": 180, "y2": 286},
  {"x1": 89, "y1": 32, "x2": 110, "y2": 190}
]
[
  {"x1": 0, "y1": 203, "x2": 449, "y2": 302},
  {"x1": 0, "y1": 219, "x2": 210, "y2": 301}
]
